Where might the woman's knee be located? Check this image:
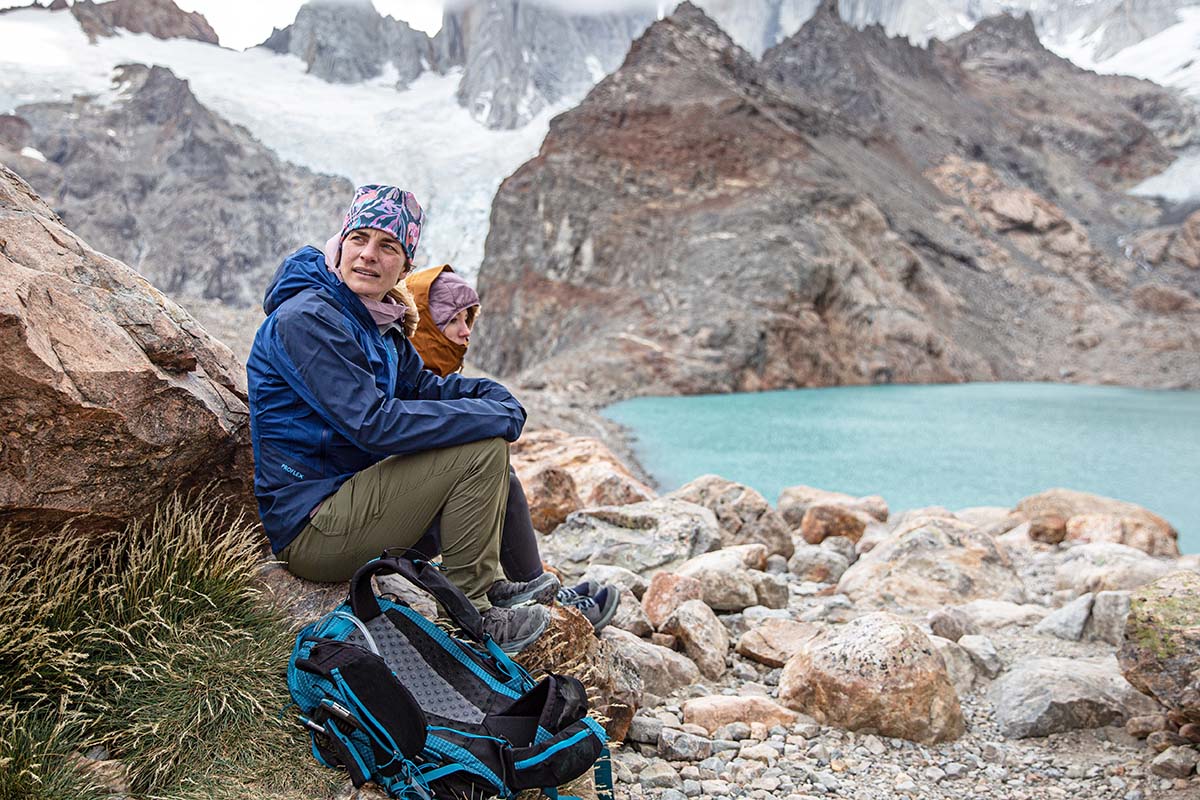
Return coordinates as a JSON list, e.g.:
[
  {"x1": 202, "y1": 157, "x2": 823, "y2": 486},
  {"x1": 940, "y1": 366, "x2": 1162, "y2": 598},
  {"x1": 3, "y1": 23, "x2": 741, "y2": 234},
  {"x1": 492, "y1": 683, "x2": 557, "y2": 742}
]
[{"x1": 474, "y1": 436, "x2": 509, "y2": 473}]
